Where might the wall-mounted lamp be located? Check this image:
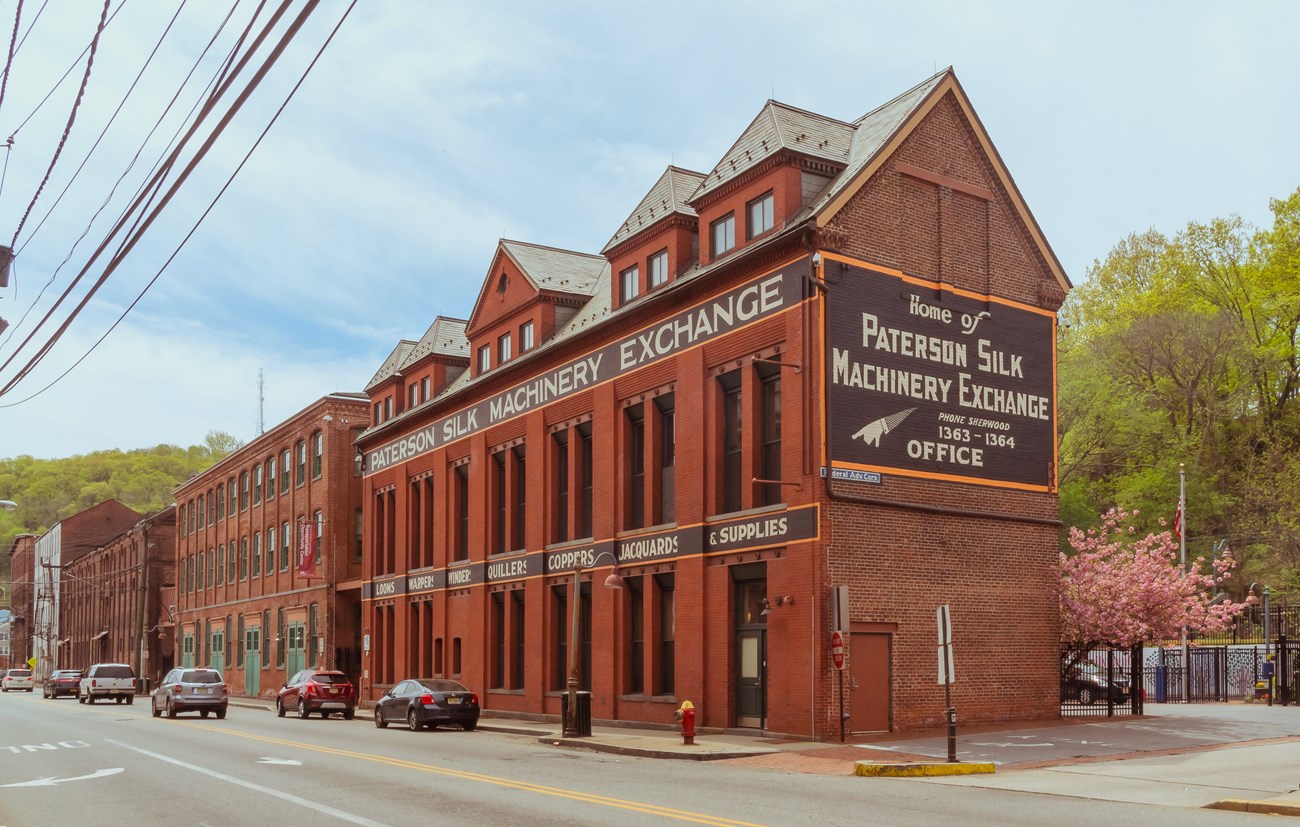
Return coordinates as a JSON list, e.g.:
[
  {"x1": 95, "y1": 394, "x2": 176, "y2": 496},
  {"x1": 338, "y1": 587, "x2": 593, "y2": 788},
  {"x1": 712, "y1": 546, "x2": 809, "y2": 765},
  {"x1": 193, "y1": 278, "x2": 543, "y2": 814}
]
[{"x1": 761, "y1": 595, "x2": 794, "y2": 617}]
